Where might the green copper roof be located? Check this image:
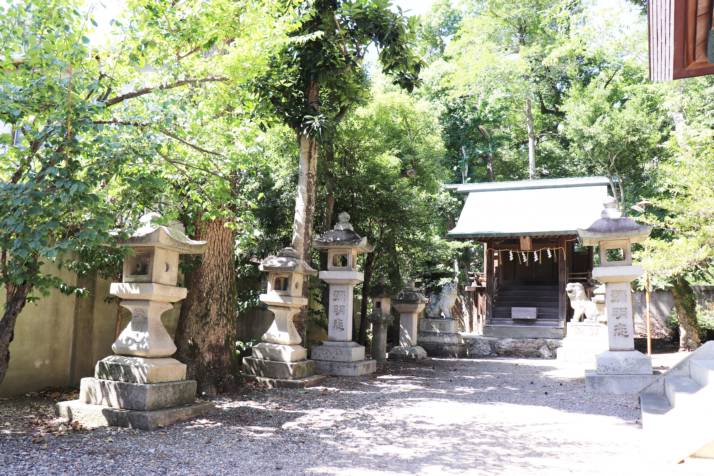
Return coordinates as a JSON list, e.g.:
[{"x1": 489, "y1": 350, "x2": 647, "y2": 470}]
[{"x1": 448, "y1": 177, "x2": 611, "y2": 239}]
